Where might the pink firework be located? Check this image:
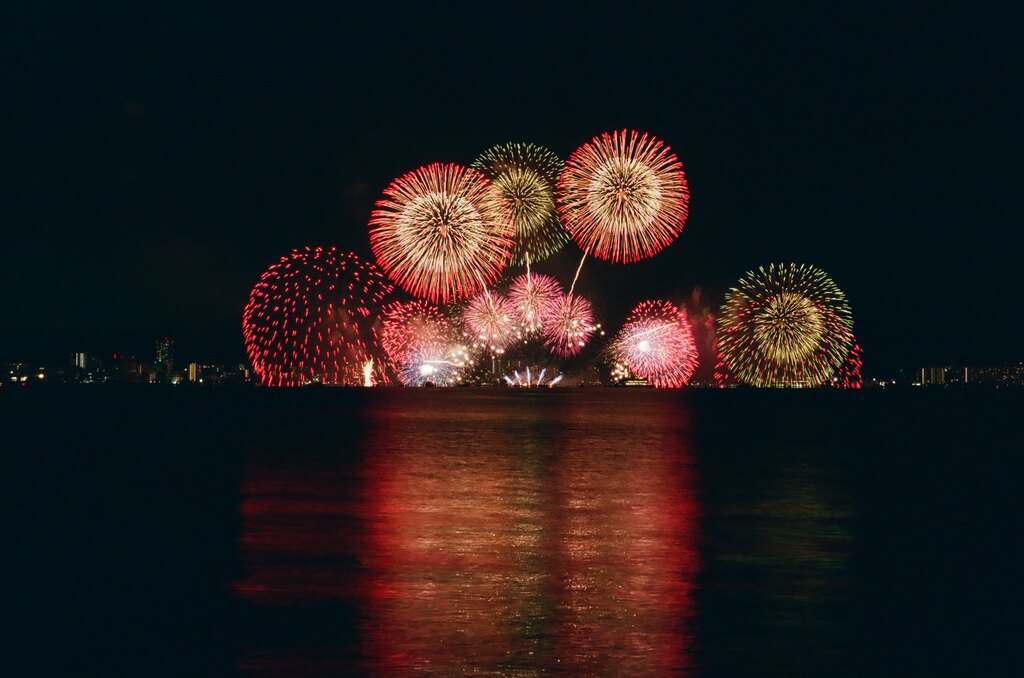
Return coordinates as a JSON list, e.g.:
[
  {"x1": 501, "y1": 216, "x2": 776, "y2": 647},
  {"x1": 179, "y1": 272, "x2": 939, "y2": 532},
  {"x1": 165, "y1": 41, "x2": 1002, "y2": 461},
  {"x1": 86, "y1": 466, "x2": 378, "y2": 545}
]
[
  {"x1": 369, "y1": 162, "x2": 515, "y2": 304},
  {"x1": 612, "y1": 300, "x2": 698, "y2": 387},
  {"x1": 558, "y1": 129, "x2": 689, "y2": 263},
  {"x1": 464, "y1": 291, "x2": 516, "y2": 353},
  {"x1": 242, "y1": 247, "x2": 393, "y2": 387},
  {"x1": 542, "y1": 293, "x2": 598, "y2": 357},
  {"x1": 381, "y1": 300, "x2": 450, "y2": 366},
  {"x1": 506, "y1": 273, "x2": 563, "y2": 334}
]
